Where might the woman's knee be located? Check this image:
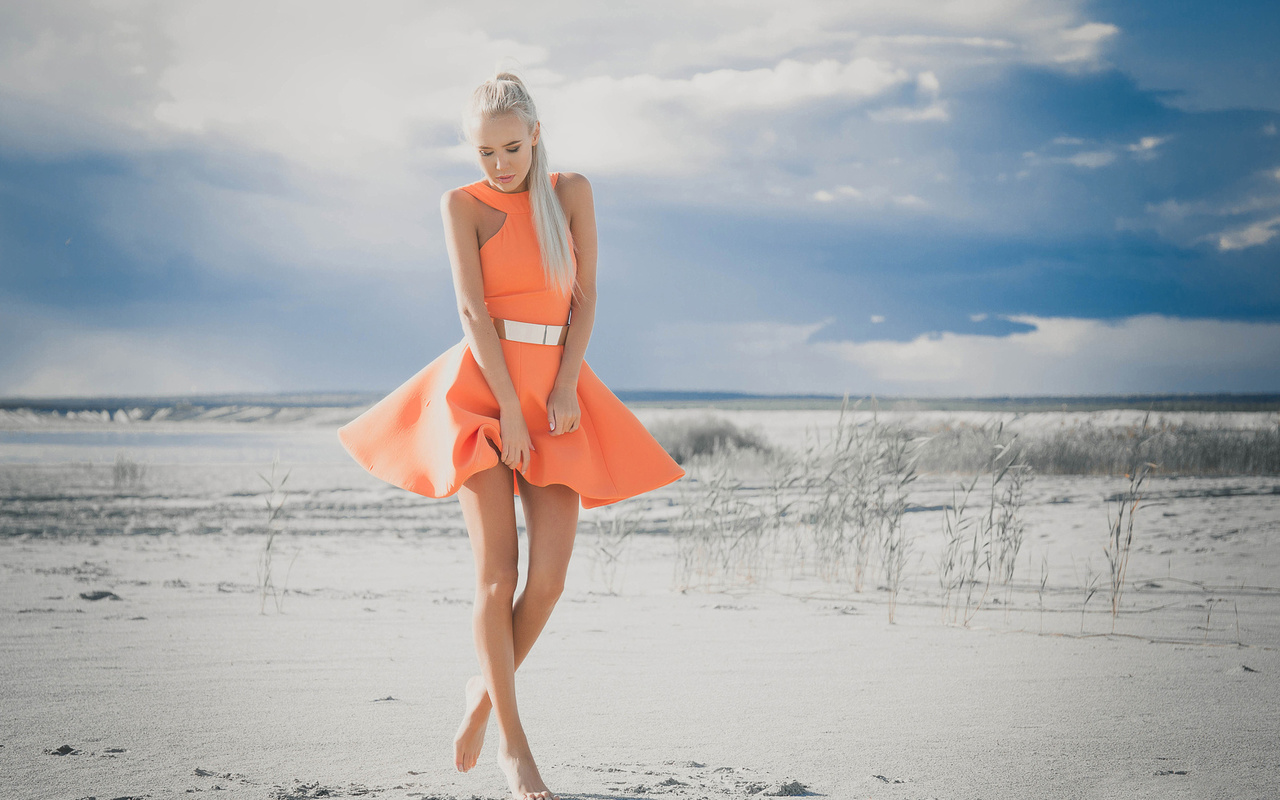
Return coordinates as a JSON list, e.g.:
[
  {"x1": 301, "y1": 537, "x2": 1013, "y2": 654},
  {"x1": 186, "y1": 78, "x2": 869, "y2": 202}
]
[
  {"x1": 524, "y1": 570, "x2": 565, "y2": 604},
  {"x1": 476, "y1": 568, "x2": 520, "y2": 600}
]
